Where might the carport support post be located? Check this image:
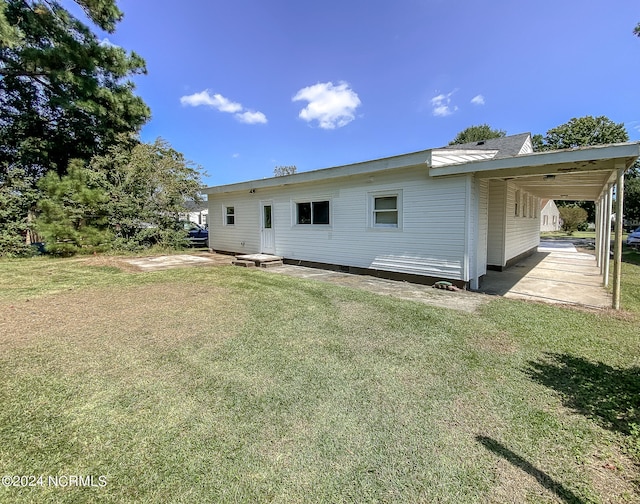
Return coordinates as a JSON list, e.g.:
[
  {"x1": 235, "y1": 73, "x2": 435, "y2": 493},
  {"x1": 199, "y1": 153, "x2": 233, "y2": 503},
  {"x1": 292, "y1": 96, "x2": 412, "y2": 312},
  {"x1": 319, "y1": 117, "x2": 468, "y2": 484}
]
[
  {"x1": 612, "y1": 168, "x2": 625, "y2": 310},
  {"x1": 595, "y1": 200, "x2": 601, "y2": 268},
  {"x1": 603, "y1": 186, "x2": 613, "y2": 287}
]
